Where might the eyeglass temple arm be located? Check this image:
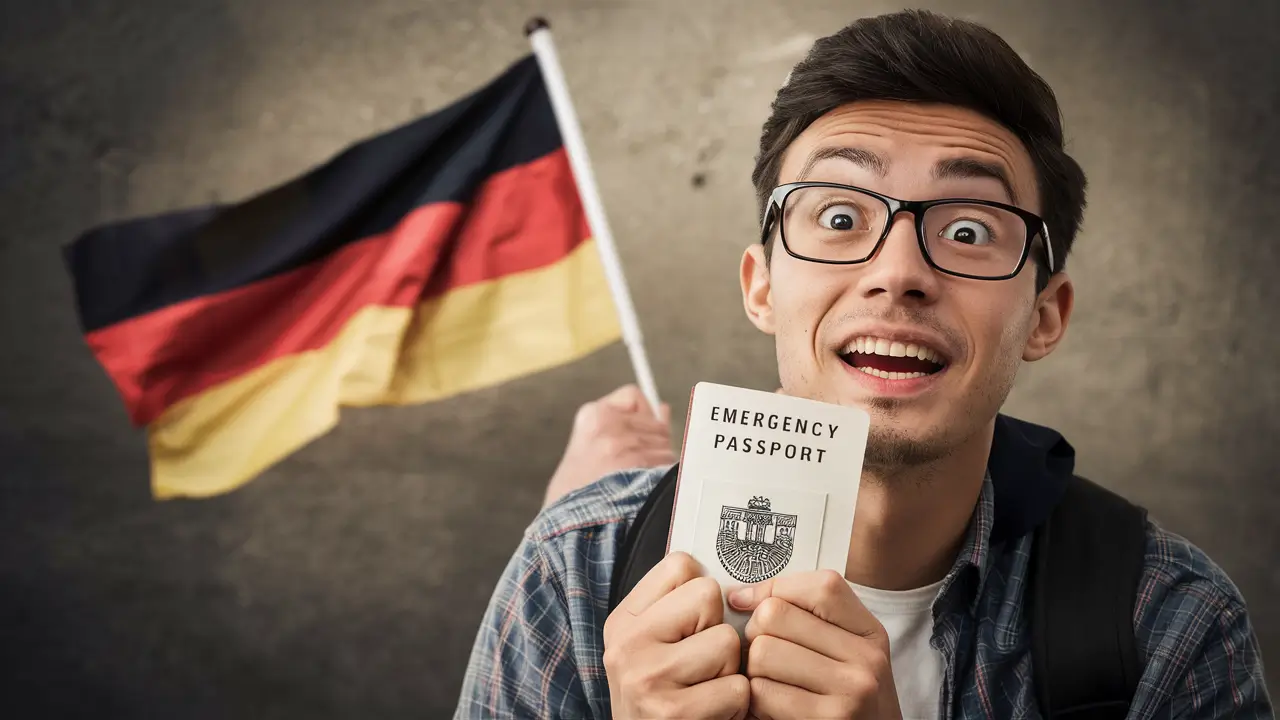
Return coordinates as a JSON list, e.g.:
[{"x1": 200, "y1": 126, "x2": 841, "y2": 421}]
[
  {"x1": 760, "y1": 199, "x2": 780, "y2": 243},
  {"x1": 1041, "y1": 224, "x2": 1056, "y2": 273}
]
